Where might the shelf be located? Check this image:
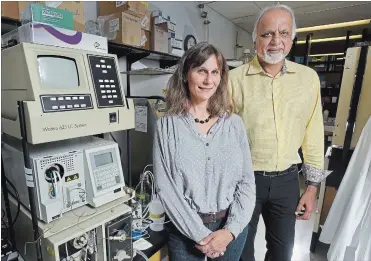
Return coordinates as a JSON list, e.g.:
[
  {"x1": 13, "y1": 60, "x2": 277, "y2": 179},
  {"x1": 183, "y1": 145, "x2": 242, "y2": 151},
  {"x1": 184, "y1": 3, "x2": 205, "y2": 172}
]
[
  {"x1": 316, "y1": 71, "x2": 343, "y2": 74},
  {"x1": 0, "y1": 17, "x2": 182, "y2": 67},
  {"x1": 108, "y1": 42, "x2": 181, "y2": 66},
  {"x1": 121, "y1": 68, "x2": 176, "y2": 75},
  {"x1": 309, "y1": 60, "x2": 344, "y2": 65}
]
